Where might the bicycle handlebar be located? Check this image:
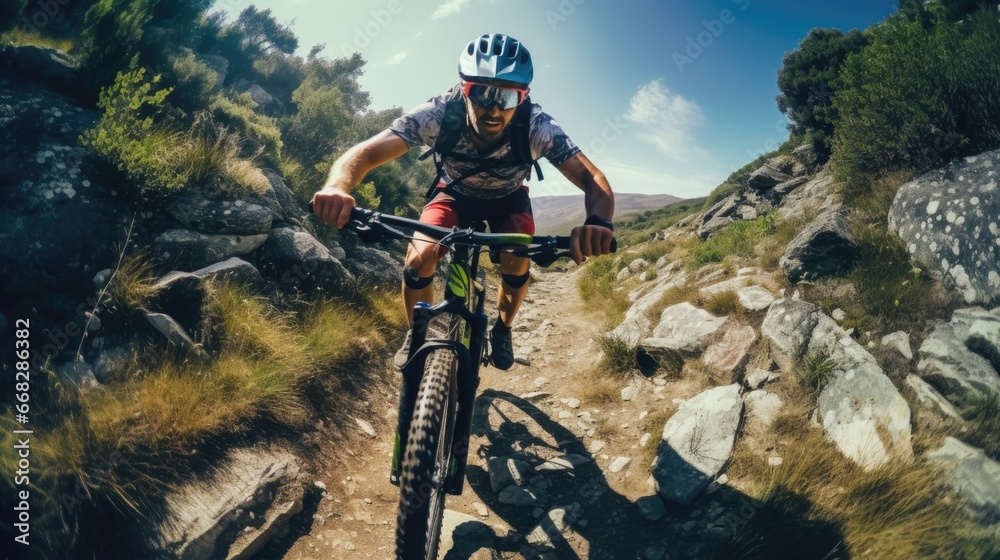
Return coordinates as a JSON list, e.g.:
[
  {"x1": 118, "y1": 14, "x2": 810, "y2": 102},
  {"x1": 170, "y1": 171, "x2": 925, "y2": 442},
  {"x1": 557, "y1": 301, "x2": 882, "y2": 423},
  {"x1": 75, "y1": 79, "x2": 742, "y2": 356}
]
[{"x1": 307, "y1": 201, "x2": 616, "y2": 265}]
